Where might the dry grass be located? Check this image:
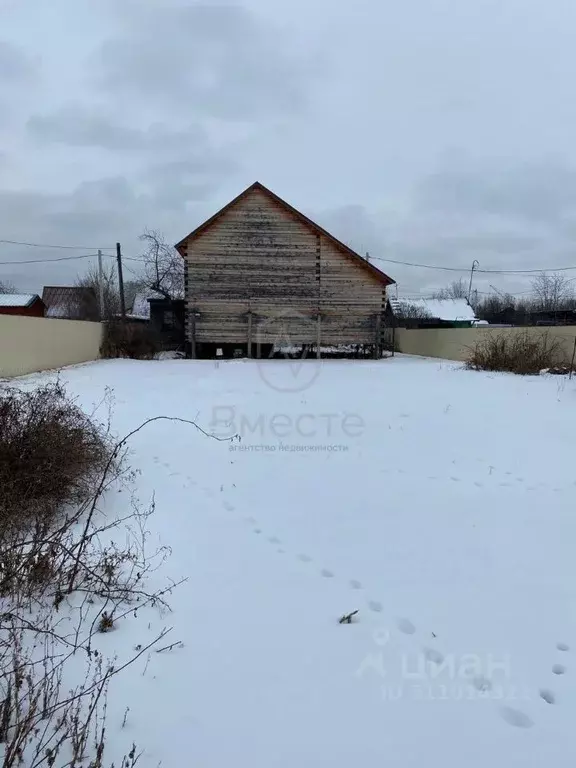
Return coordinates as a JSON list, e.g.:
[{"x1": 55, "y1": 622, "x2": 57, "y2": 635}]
[
  {"x1": 466, "y1": 330, "x2": 564, "y2": 375},
  {"x1": 100, "y1": 320, "x2": 160, "y2": 360}
]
